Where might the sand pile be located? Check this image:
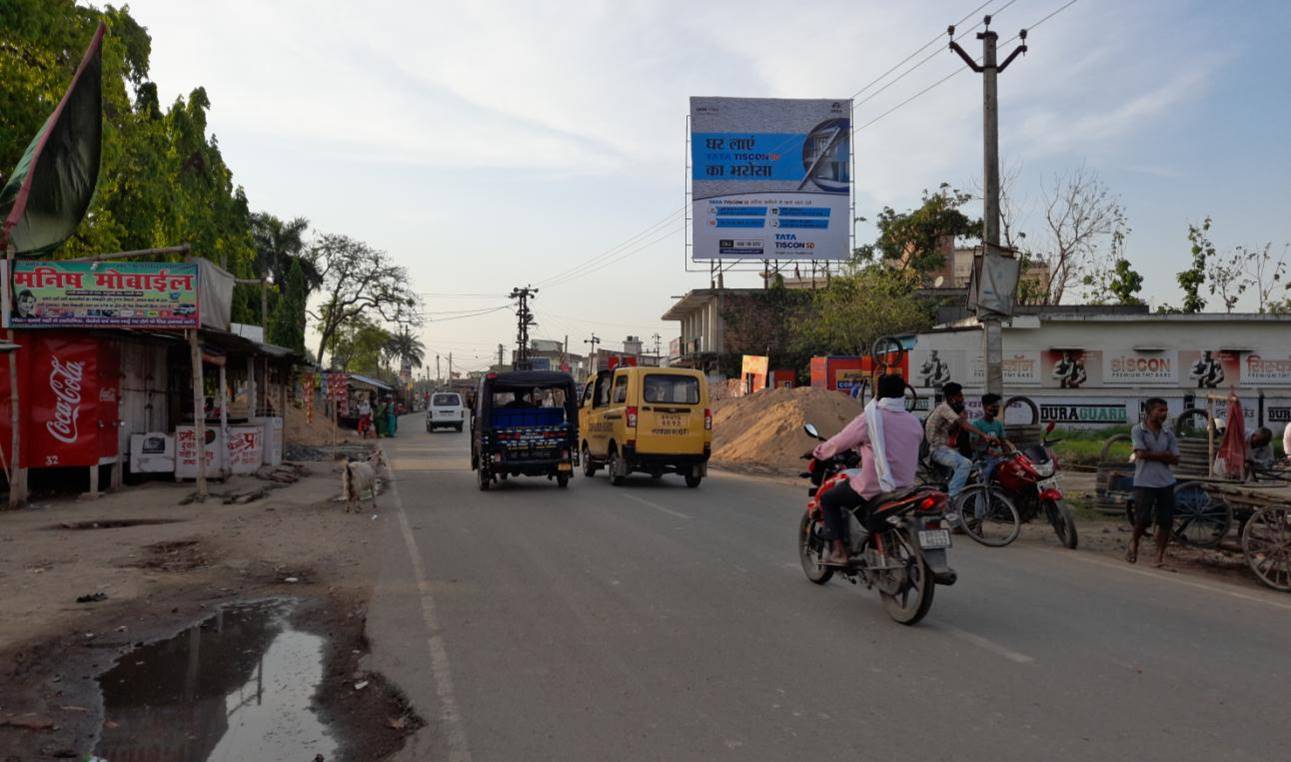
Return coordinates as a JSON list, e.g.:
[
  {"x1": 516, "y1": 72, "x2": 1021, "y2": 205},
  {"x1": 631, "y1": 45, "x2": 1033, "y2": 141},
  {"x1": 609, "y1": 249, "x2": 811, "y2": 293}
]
[
  {"x1": 711, "y1": 386, "x2": 862, "y2": 475},
  {"x1": 285, "y1": 402, "x2": 356, "y2": 447}
]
